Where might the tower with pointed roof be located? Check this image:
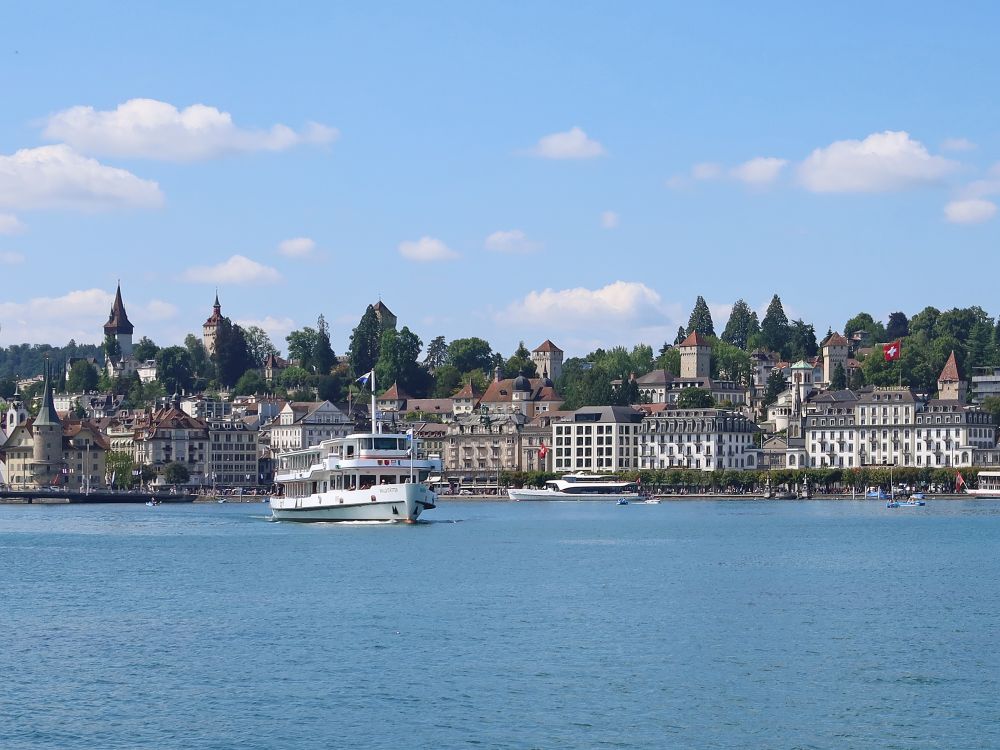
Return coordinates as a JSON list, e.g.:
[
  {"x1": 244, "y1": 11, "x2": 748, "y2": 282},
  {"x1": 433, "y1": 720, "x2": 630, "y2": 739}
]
[
  {"x1": 372, "y1": 300, "x2": 397, "y2": 331},
  {"x1": 103, "y1": 282, "x2": 134, "y2": 358},
  {"x1": 203, "y1": 292, "x2": 224, "y2": 356},
  {"x1": 531, "y1": 340, "x2": 563, "y2": 383},
  {"x1": 30, "y1": 360, "x2": 63, "y2": 486},
  {"x1": 679, "y1": 331, "x2": 711, "y2": 379},
  {"x1": 937, "y1": 350, "x2": 966, "y2": 402}
]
